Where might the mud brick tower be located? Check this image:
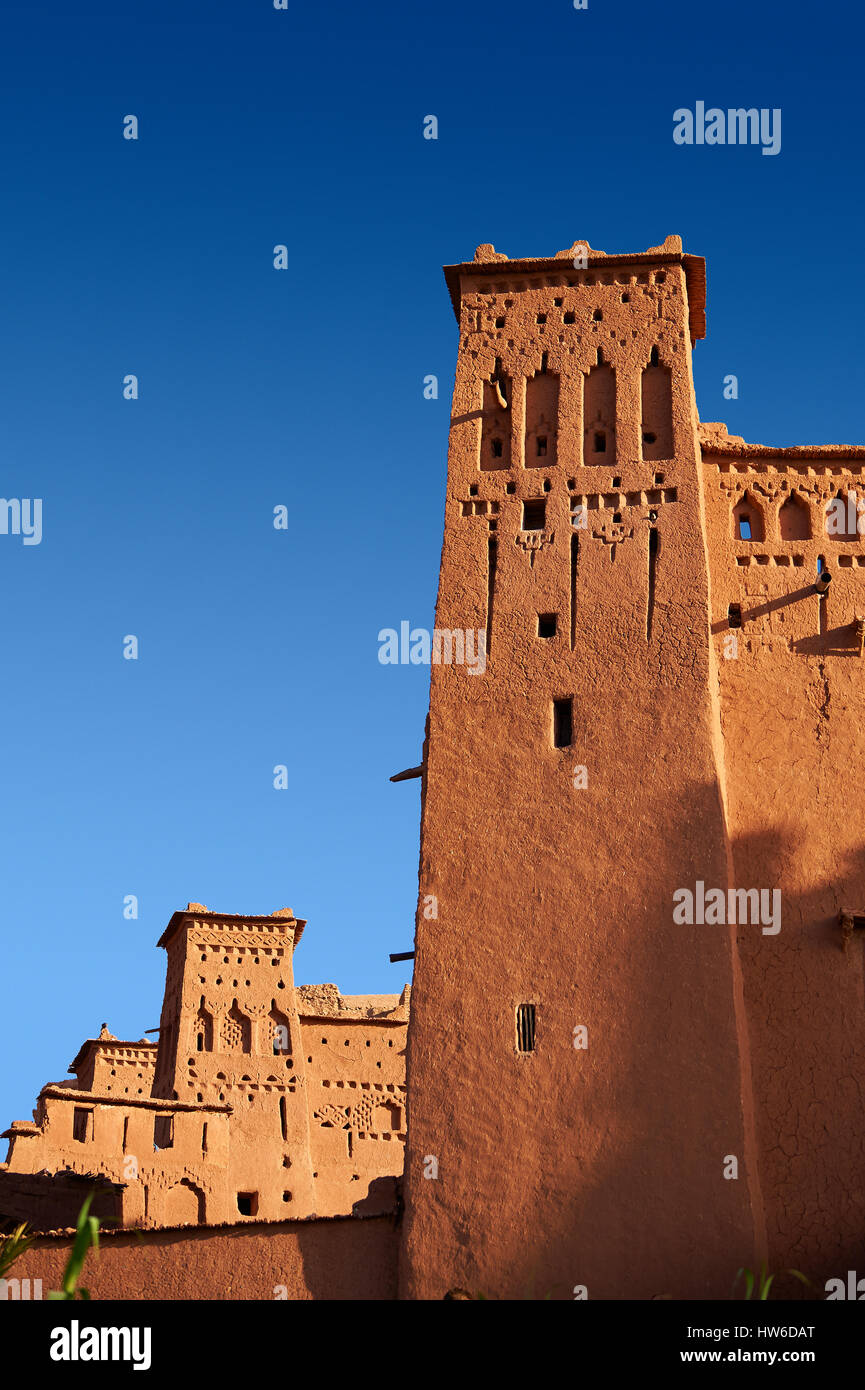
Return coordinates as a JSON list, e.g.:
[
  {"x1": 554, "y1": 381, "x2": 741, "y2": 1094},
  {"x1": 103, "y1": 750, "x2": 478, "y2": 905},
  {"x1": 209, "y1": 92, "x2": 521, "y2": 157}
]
[{"x1": 400, "y1": 234, "x2": 865, "y2": 1300}]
